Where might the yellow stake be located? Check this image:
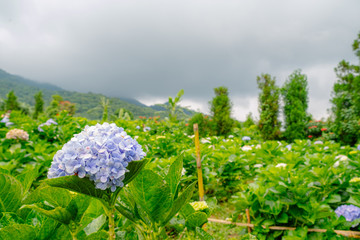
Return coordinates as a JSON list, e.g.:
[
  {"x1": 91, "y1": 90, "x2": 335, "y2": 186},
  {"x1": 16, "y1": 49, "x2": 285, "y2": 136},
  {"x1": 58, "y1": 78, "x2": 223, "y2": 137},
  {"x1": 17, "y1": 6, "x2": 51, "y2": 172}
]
[{"x1": 193, "y1": 123, "x2": 205, "y2": 201}]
